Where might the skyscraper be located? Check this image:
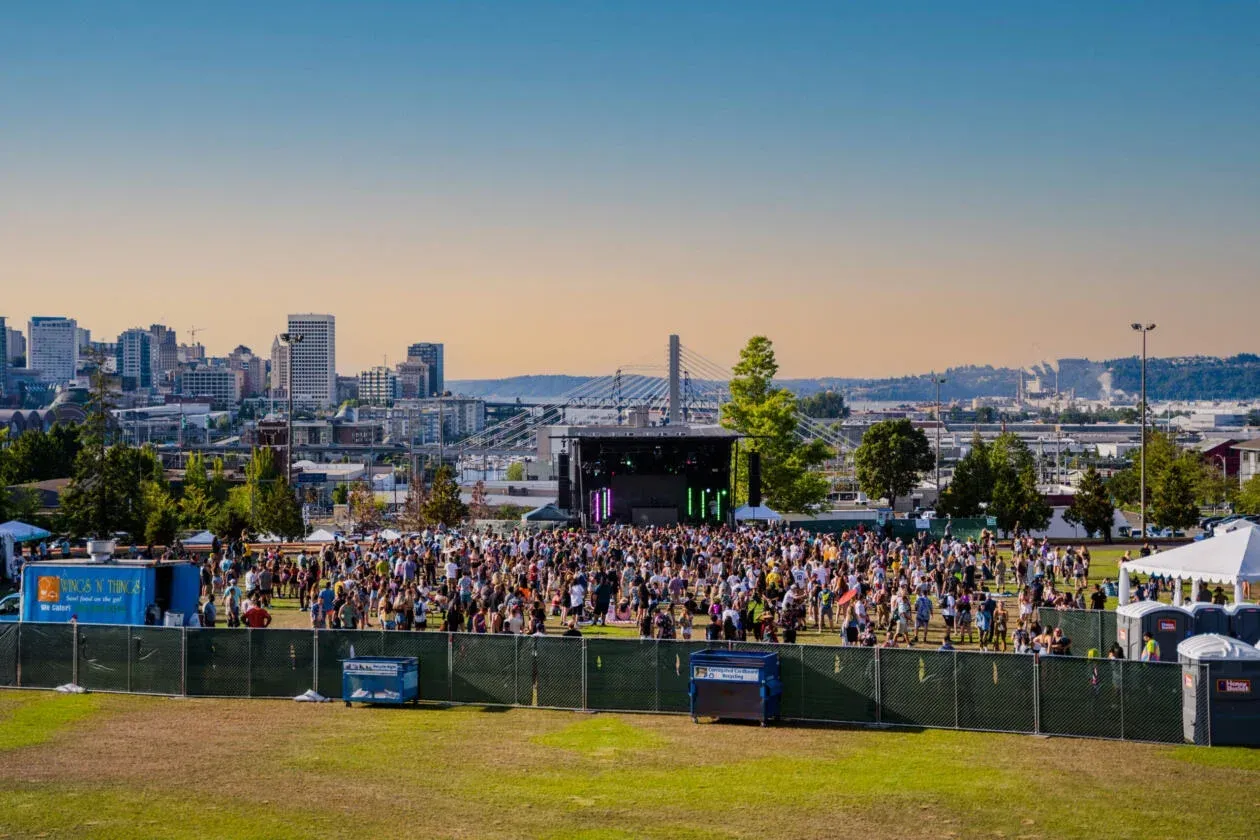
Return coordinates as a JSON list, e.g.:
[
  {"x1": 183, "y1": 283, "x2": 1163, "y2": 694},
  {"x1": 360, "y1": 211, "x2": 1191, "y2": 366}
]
[
  {"x1": 149, "y1": 324, "x2": 179, "y2": 385},
  {"x1": 286, "y1": 314, "x2": 336, "y2": 407},
  {"x1": 116, "y1": 328, "x2": 153, "y2": 391},
  {"x1": 28, "y1": 317, "x2": 79, "y2": 384},
  {"x1": 6, "y1": 326, "x2": 25, "y2": 365},
  {"x1": 358, "y1": 366, "x2": 399, "y2": 407},
  {"x1": 406, "y1": 342, "x2": 444, "y2": 396}
]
